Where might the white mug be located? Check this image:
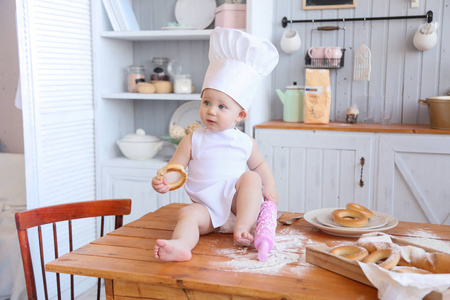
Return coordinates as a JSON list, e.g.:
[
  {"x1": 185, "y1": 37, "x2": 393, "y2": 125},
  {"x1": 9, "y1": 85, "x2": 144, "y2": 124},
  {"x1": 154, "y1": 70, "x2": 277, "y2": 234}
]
[
  {"x1": 280, "y1": 29, "x2": 301, "y2": 54},
  {"x1": 413, "y1": 22, "x2": 438, "y2": 51}
]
